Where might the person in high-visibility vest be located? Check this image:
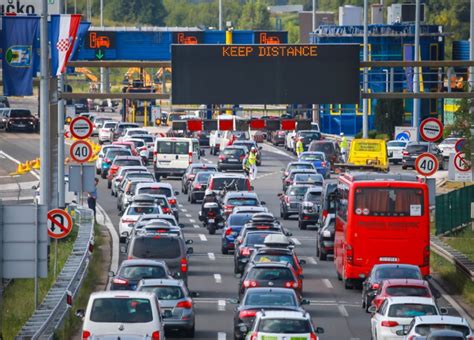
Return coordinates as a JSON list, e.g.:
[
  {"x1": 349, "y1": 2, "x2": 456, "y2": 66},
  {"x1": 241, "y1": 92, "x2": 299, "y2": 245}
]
[
  {"x1": 340, "y1": 132, "x2": 348, "y2": 162},
  {"x1": 295, "y1": 137, "x2": 304, "y2": 157},
  {"x1": 246, "y1": 147, "x2": 258, "y2": 181}
]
